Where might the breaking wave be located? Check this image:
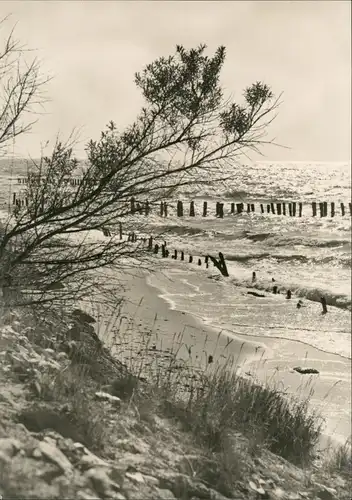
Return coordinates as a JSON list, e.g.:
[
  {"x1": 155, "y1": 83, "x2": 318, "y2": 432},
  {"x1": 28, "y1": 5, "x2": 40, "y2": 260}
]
[{"x1": 227, "y1": 275, "x2": 351, "y2": 311}]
